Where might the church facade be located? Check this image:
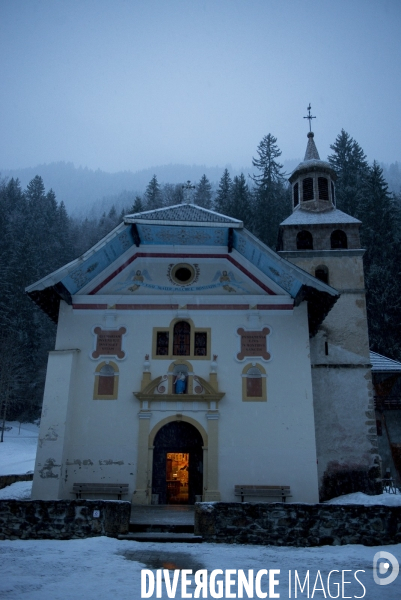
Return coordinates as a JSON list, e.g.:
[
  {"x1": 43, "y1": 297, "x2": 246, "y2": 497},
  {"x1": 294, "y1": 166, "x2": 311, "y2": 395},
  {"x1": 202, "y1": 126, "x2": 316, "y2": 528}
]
[{"x1": 28, "y1": 132, "x2": 380, "y2": 504}]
